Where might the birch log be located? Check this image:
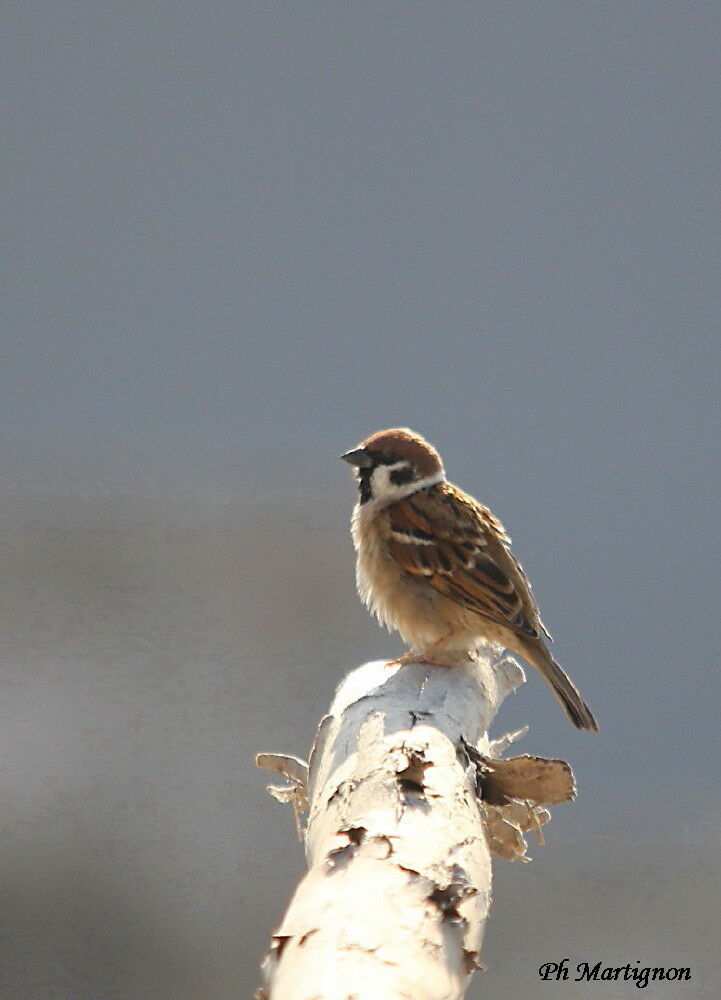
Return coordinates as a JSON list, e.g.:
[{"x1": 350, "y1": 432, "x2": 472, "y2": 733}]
[{"x1": 256, "y1": 645, "x2": 573, "y2": 1000}]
